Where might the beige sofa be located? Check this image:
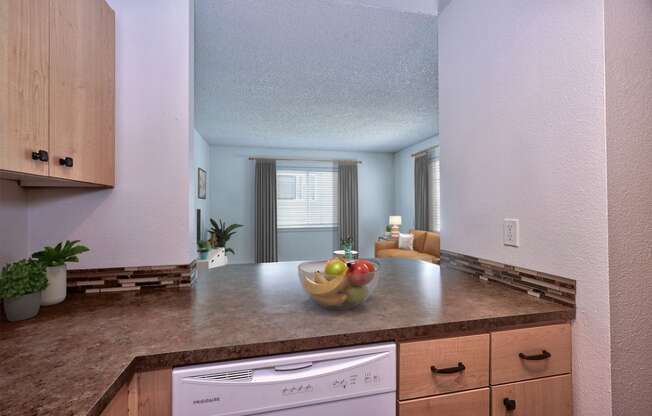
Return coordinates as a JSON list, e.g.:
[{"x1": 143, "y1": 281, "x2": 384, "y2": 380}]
[{"x1": 374, "y1": 229, "x2": 440, "y2": 264}]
